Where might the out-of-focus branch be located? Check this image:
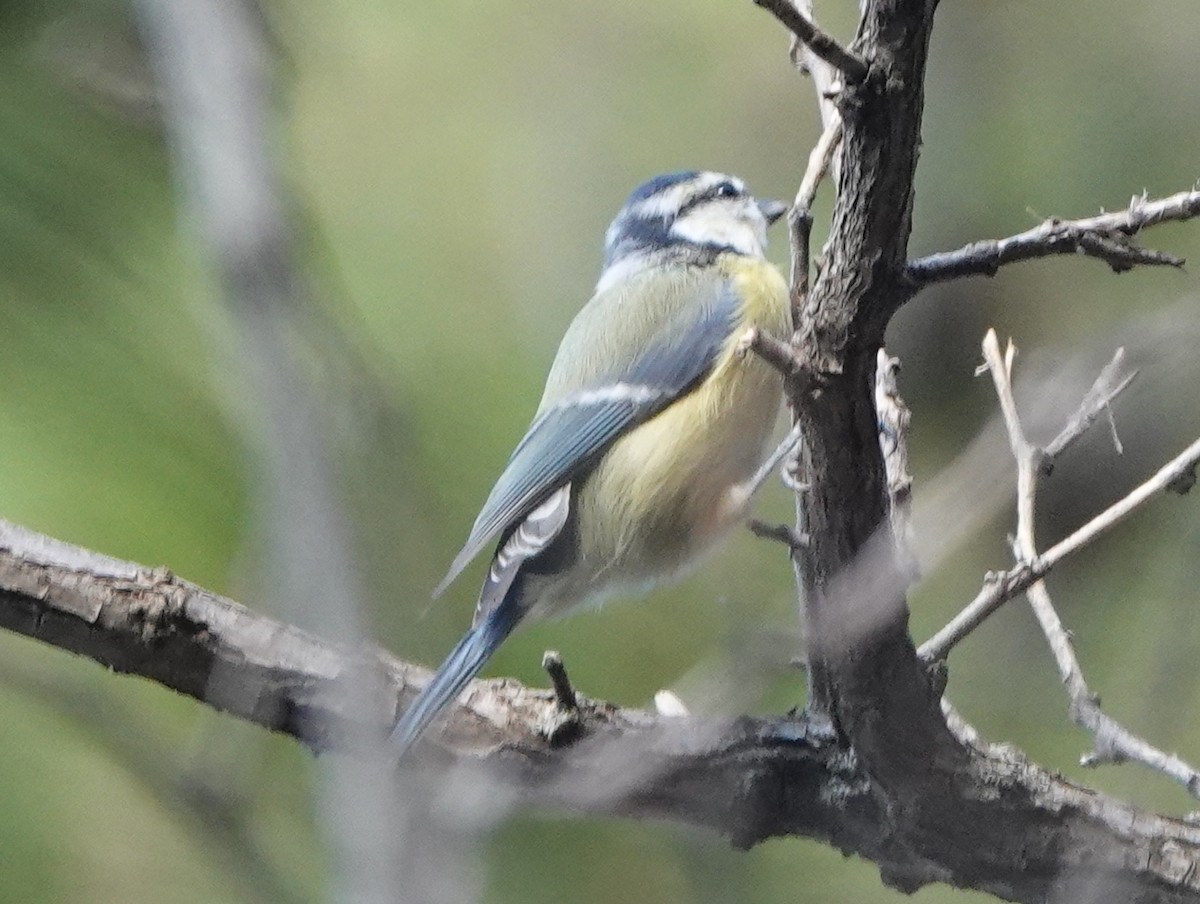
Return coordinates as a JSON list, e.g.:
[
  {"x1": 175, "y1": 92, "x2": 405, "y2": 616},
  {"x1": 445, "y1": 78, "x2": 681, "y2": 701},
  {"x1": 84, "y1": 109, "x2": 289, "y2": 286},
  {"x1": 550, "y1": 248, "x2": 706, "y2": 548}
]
[
  {"x1": 133, "y1": 4, "x2": 402, "y2": 901},
  {"x1": 907, "y1": 189, "x2": 1200, "y2": 285},
  {"x1": 4, "y1": 518, "x2": 1200, "y2": 901},
  {"x1": 0, "y1": 659, "x2": 306, "y2": 904},
  {"x1": 747, "y1": 519, "x2": 809, "y2": 551}
]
